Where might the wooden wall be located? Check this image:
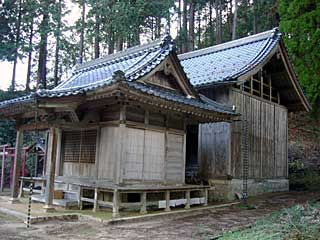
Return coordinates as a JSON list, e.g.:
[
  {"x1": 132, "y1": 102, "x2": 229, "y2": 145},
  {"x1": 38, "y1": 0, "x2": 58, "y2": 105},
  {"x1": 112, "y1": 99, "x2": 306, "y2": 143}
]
[
  {"x1": 98, "y1": 126, "x2": 120, "y2": 180},
  {"x1": 198, "y1": 88, "x2": 288, "y2": 180},
  {"x1": 121, "y1": 127, "x2": 185, "y2": 183},
  {"x1": 229, "y1": 90, "x2": 288, "y2": 179},
  {"x1": 198, "y1": 122, "x2": 231, "y2": 179},
  {"x1": 60, "y1": 104, "x2": 187, "y2": 184}
]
